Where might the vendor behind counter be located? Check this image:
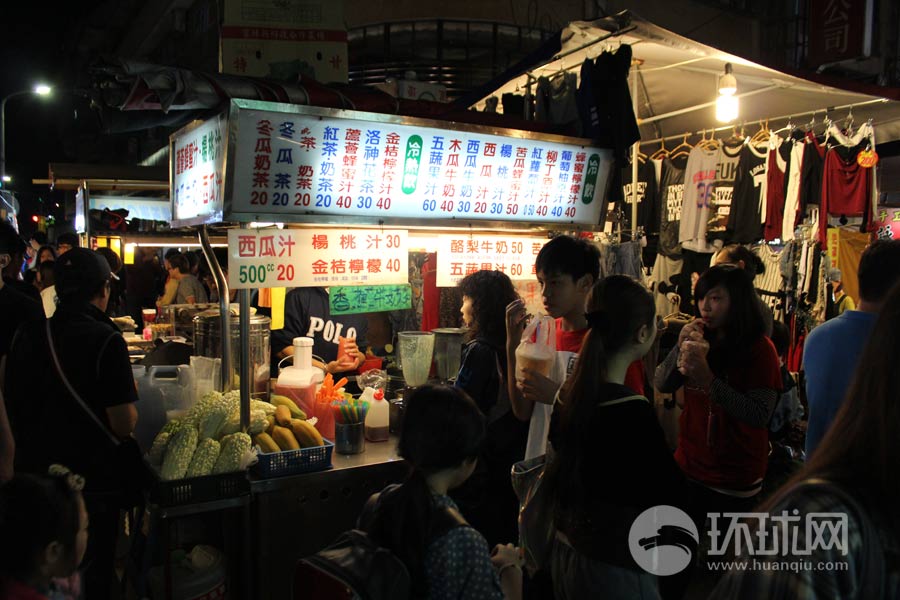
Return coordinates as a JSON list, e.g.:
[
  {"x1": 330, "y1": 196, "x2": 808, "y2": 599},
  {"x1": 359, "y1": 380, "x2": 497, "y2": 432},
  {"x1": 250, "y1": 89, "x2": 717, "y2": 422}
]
[{"x1": 269, "y1": 287, "x2": 369, "y2": 376}]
